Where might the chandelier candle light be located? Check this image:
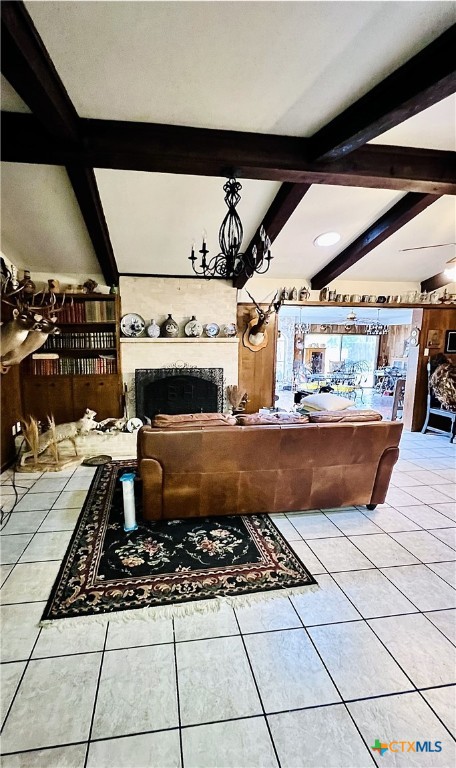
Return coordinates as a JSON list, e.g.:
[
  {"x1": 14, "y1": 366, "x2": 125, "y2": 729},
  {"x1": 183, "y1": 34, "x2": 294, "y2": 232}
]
[
  {"x1": 189, "y1": 177, "x2": 273, "y2": 279},
  {"x1": 366, "y1": 310, "x2": 388, "y2": 336}
]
